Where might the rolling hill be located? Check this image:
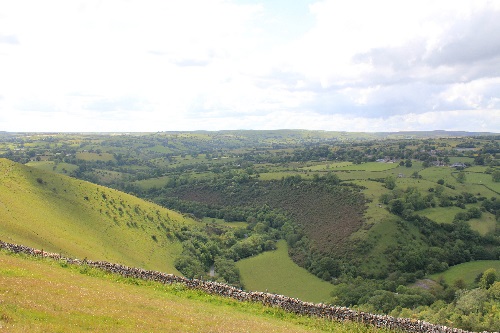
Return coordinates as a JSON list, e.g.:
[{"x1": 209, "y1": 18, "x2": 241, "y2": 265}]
[{"x1": 0, "y1": 158, "x2": 196, "y2": 274}]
